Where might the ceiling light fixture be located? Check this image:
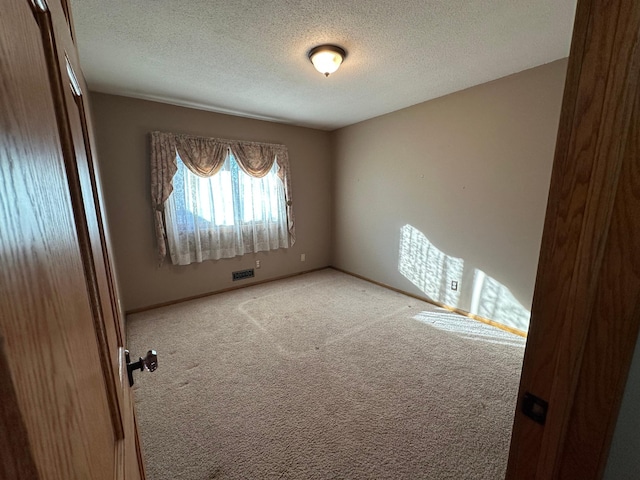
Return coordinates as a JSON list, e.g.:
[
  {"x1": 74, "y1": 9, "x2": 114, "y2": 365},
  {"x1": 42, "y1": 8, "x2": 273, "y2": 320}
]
[{"x1": 308, "y1": 45, "x2": 347, "y2": 77}]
